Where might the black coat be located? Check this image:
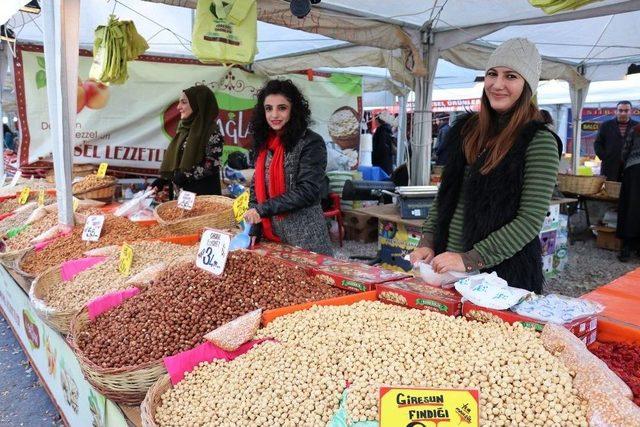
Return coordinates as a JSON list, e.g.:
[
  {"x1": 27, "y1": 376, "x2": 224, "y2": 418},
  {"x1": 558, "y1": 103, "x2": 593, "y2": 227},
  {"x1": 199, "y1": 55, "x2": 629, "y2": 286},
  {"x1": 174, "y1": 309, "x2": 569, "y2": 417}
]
[
  {"x1": 594, "y1": 118, "x2": 638, "y2": 181},
  {"x1": 434, "y1": 115, "x2": 557, "y2": 293},
  {"x1": 372, "y1": 124, "x2": 394, "y2": 175},
  {"x1": 250, "y1": 129, "x2": 332, "y2": 254}
]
